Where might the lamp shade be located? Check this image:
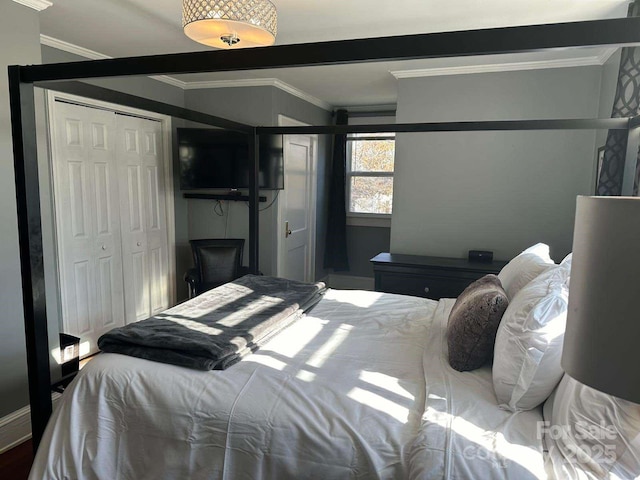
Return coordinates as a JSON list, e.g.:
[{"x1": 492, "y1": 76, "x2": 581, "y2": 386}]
[
  {"x1": 562, "y1": 196, "x2": 640, "y2": 403},
  {"x1": 183, "y1": 0, "x2": 277, "y2": 49}
]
